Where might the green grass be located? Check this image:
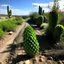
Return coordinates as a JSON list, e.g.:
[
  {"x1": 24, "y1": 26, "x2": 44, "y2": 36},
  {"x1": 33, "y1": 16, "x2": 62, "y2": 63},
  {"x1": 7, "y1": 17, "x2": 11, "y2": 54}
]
[
  {"x1": 0, "y1": 18, "x2": 24, "y2": 37},
  {"x1": 0, "y1": 28, "x2": 6, "y2": 37},
  {"x1": 0, "y1": 21, "x2": 17, "y2": 32}
]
